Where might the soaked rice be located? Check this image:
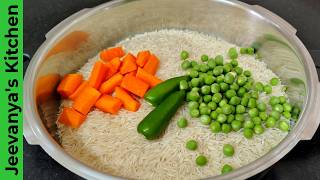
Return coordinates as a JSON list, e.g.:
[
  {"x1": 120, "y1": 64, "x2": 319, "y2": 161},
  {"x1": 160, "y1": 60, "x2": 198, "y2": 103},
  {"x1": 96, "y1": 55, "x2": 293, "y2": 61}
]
[{"x1": 57, "y1": 29, "x2": 287, "y2": 180}]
